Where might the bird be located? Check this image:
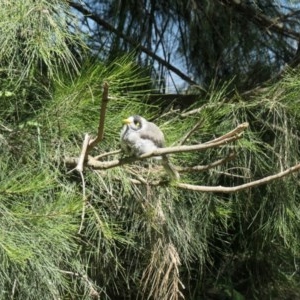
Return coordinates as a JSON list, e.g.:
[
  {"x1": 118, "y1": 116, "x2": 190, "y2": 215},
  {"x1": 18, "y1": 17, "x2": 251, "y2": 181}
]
[{"x1": 120, "y1": 115, "x2": 180, "y2": 180}]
